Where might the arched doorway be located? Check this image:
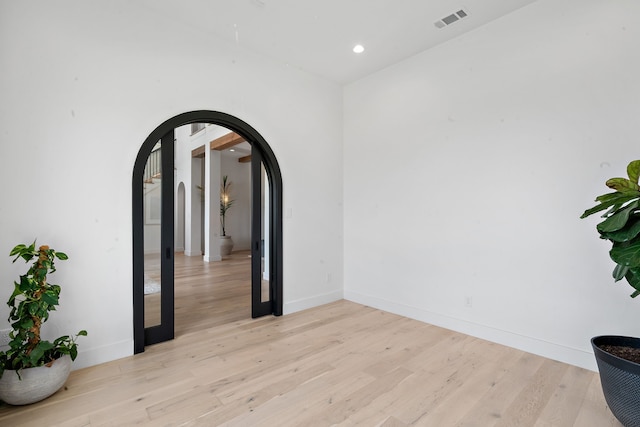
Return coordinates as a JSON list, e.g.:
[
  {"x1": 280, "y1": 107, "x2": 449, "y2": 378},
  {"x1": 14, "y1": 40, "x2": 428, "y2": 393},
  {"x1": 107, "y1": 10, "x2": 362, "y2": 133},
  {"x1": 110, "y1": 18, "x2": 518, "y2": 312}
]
[{"x1": 132, "y1": 111, "x2": 283, "y2": 353}]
